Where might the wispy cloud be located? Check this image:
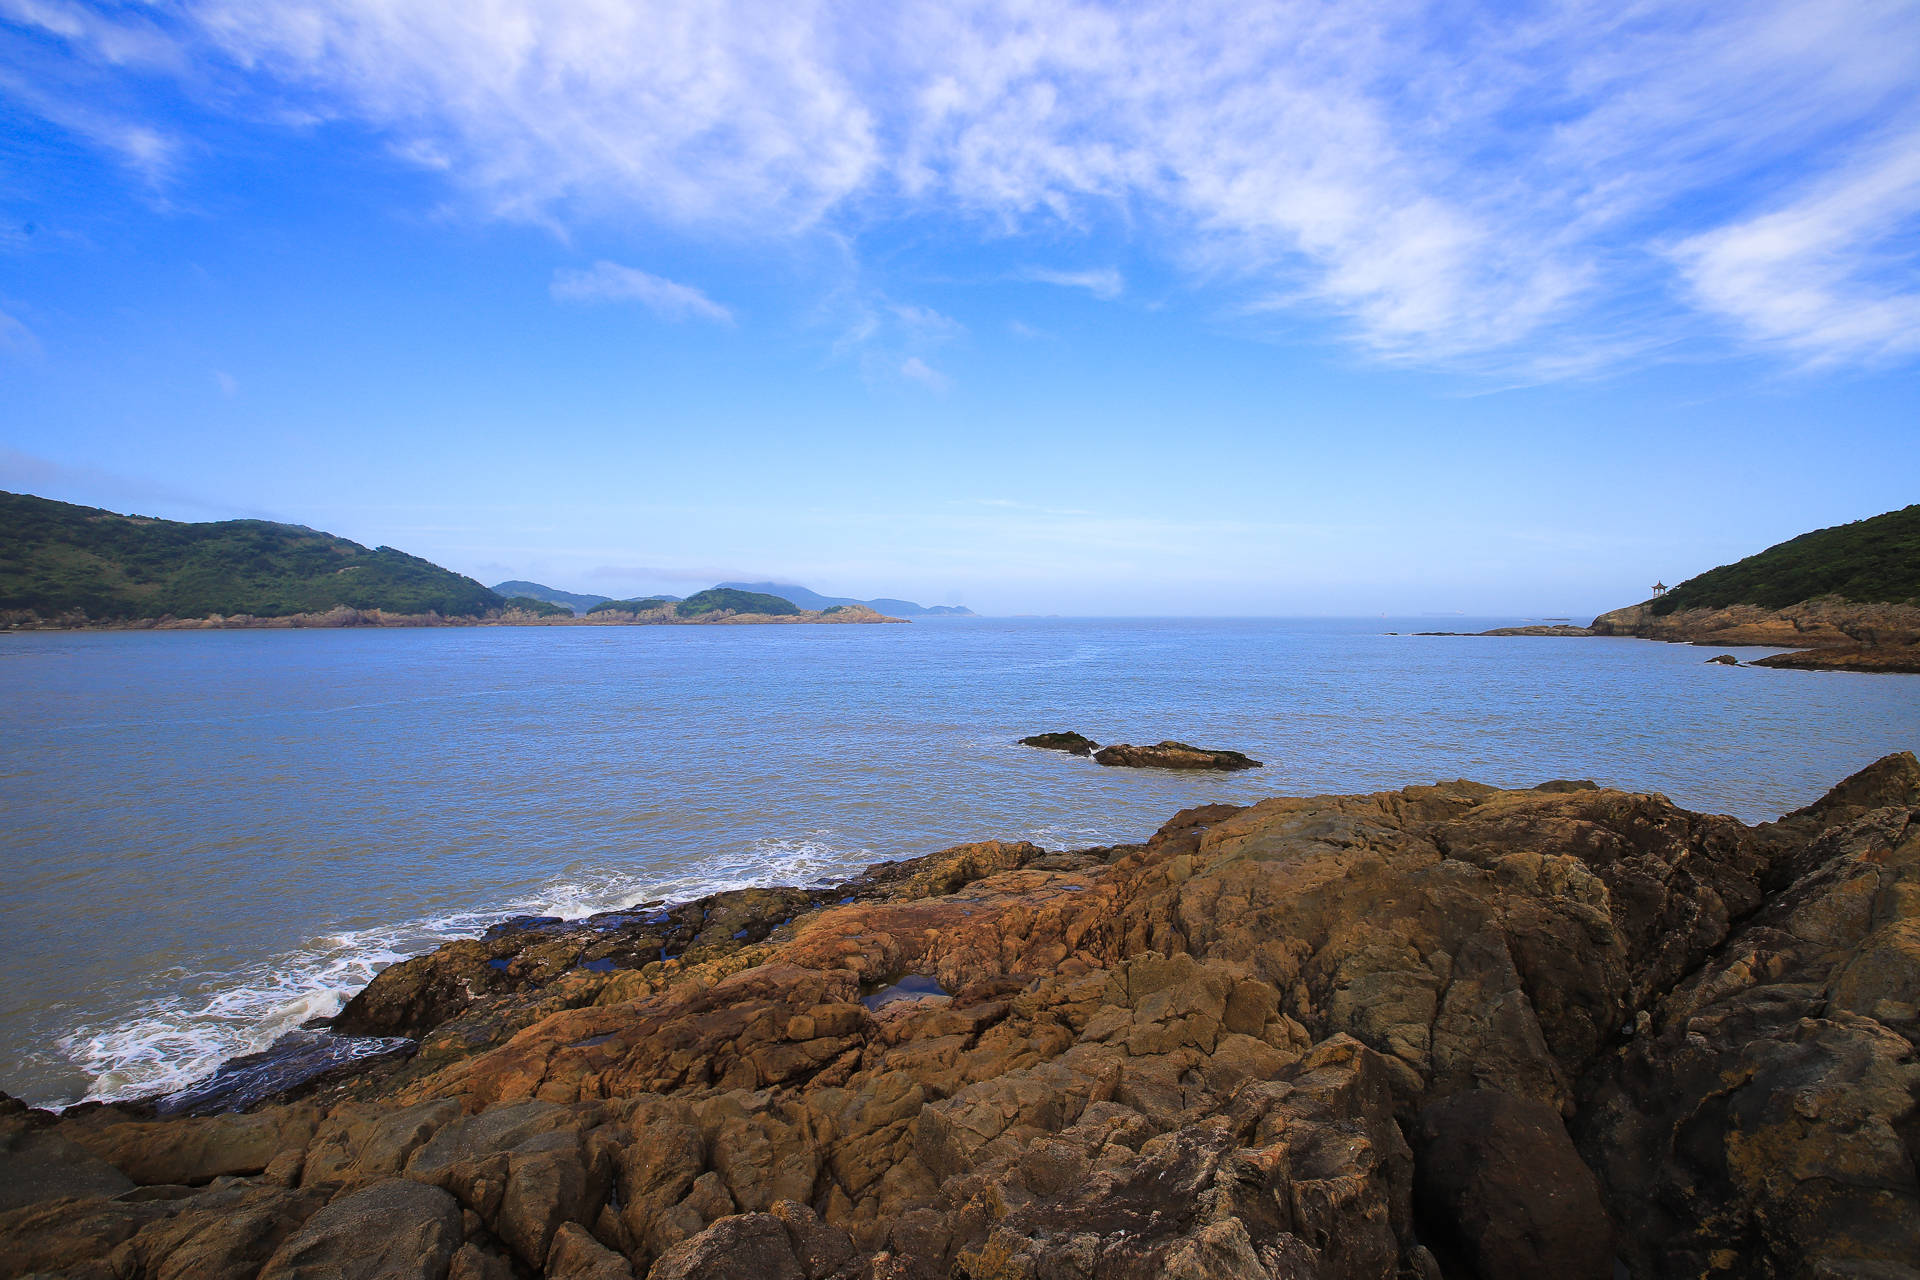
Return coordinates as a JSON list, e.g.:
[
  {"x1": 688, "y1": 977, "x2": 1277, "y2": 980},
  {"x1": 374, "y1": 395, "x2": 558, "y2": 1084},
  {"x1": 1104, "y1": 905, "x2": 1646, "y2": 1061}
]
[
  {"x1": 550, "y1": 261, "x2": 733, "y2": 323},
  {"x1": 899, "y1": 356, "x2": 949, "y2": 391},
  {"x1": 1020, "y1": 267, "x2": 1123, "y2": 300},
  {"x1": 0, "y1": 306, "x2": 39, "y2": 355},
  {"x1": 1670, "y1": 128, "x2": 1920, "y2": 365},
  {"x1": 9, "y1": 0, "x2": 1920, "y2": 371}
]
